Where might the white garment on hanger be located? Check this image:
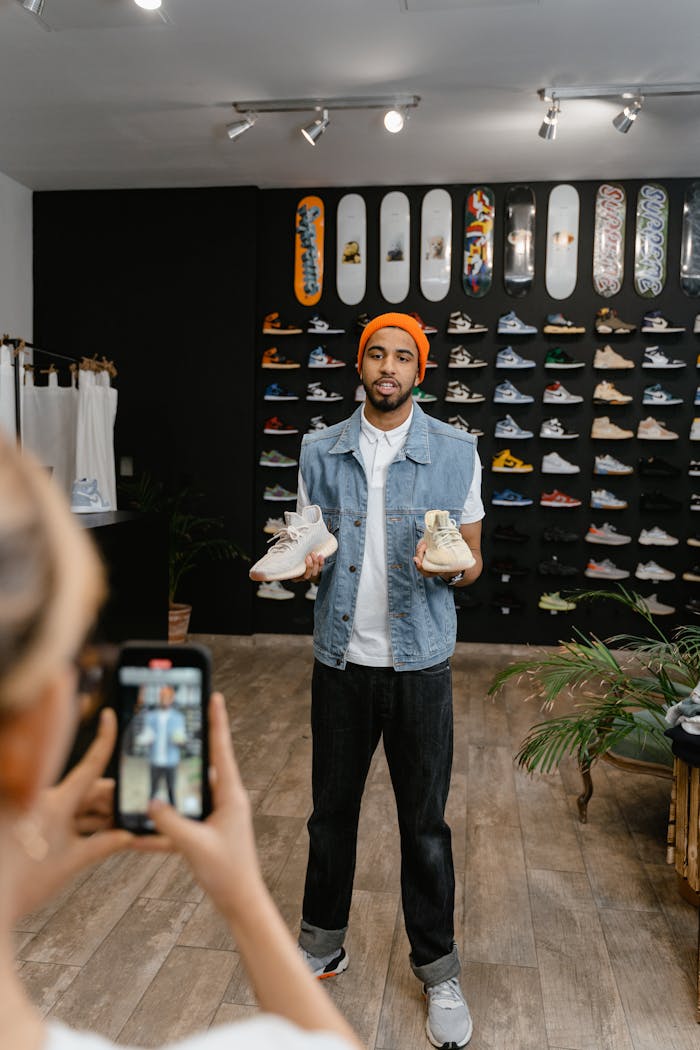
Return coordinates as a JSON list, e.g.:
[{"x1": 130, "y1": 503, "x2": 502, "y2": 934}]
[
  {"x1": 75, "y1": 368, "x2": 118, "y2": 510},
  {"x1": 21, "y1": 370, "x2": 78, "y2": 496},
  {"x1": 0, "y1": 343, "x2": 17, "y2": 440}
]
